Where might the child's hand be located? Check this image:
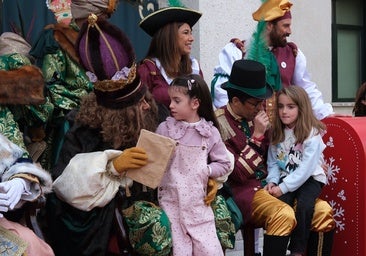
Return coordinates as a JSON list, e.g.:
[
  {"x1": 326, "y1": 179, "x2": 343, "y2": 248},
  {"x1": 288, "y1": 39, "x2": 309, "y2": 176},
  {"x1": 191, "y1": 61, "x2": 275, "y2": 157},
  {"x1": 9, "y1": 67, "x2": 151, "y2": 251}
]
[
  {"x1": 269, "y1": 185, "x2": 283, "y2": 198},
  {"x1": 264, "y1": 182, "x2": 276, "y2": 191},
  {"x1": 204, "y1": 179, "x2": 218, "y2": 205}
]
